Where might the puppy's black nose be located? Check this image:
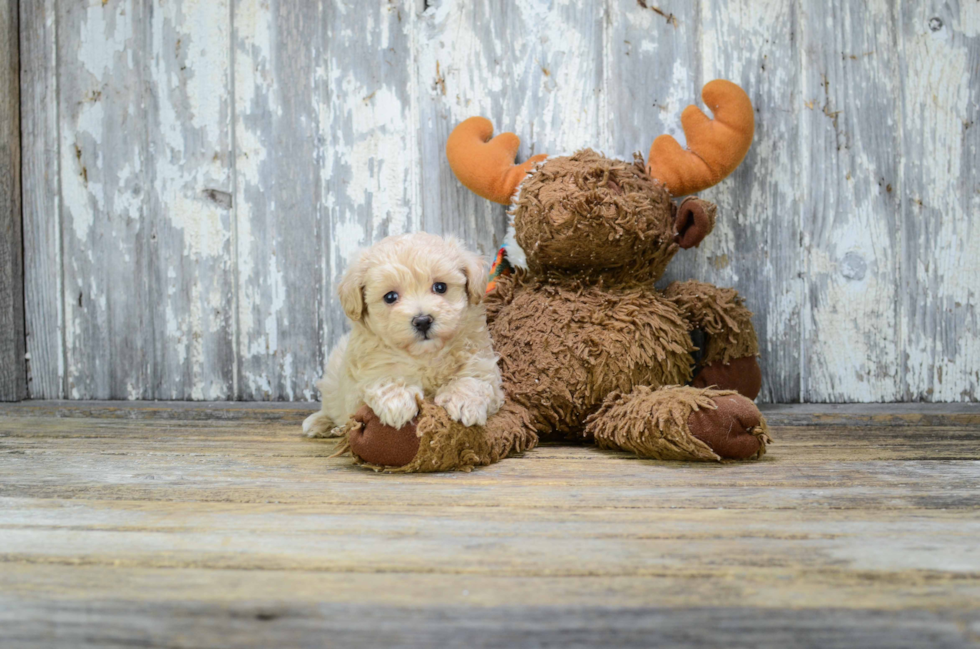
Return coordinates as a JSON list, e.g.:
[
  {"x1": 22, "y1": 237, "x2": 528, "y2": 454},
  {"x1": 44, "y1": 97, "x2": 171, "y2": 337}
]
[{"x1": 412, "y1": 314, "x2": 434, "y2": 334}]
